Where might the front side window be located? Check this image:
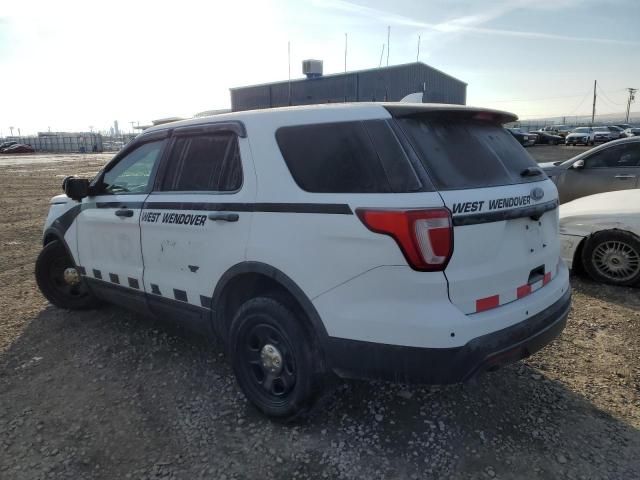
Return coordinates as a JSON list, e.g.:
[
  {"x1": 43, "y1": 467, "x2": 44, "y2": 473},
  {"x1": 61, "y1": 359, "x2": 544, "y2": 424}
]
[
  {"x1": 102, "y1": 140, "x2": 164, "y2": 194},
  {"x1": 586, "y1": 144, "x2": 640, "y2": 168},
  {"x1": 161, "y1": 133, "x2": 242, "y2": 192}
]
